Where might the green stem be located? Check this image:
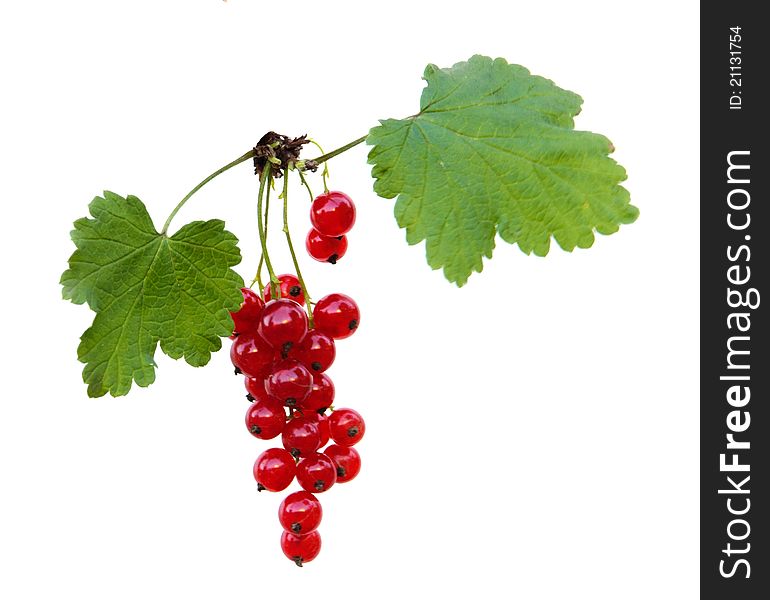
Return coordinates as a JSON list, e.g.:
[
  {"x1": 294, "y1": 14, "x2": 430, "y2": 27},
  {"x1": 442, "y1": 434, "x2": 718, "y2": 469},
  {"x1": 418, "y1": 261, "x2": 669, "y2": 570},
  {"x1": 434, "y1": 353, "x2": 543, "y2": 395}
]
[
  {"x1": 257, "y1": 163, "x2": 278, "y2": 296},
  {"x1": 297, "y1": 169, "x2": 315, "y2": 202},
  {"x1": 252, "y1": 264, "x2": 266, "y2": 295},
  {"x1": 250, "y1": 178, "x2": 272, "y2": 289},
  {"x1": 282, "y1": 168, "x2": 314, "y2": 326},
  {"x1": 308, "y1": 134, "x2": 367, "y2": 166},
  {"x1": 307, "y1": 139, "x2": 330, "y2": 192},
  {"x1": 252, "y1": 256, "x2": 264, "y2": 290},
  {"x1": 161, "y1": 149, "x2": 254, "y2": 234}
]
